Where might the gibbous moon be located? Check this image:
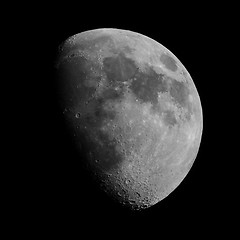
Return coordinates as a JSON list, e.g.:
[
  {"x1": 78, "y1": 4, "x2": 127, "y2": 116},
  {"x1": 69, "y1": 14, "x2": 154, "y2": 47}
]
[{"x1": 55, "y1": 28, "x2": 203, "y2": 210}]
